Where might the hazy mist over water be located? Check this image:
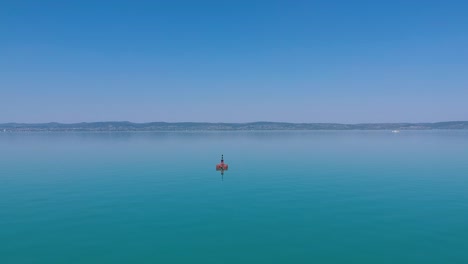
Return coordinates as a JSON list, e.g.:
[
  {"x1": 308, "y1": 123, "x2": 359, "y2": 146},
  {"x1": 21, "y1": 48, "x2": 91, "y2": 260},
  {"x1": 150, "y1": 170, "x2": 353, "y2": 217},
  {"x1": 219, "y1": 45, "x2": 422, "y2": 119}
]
[{"x1": 1, "y1": 131, "x2": 468, "y2": 263}]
